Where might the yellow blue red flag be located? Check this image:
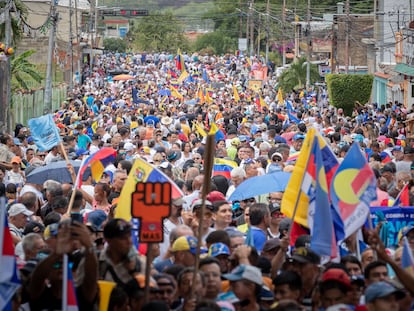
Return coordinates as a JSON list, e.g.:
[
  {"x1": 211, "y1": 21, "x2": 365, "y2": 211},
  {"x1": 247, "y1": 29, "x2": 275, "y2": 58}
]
[{"x1": 115, "y1": 158, "x2": 184, "y2": 221}]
